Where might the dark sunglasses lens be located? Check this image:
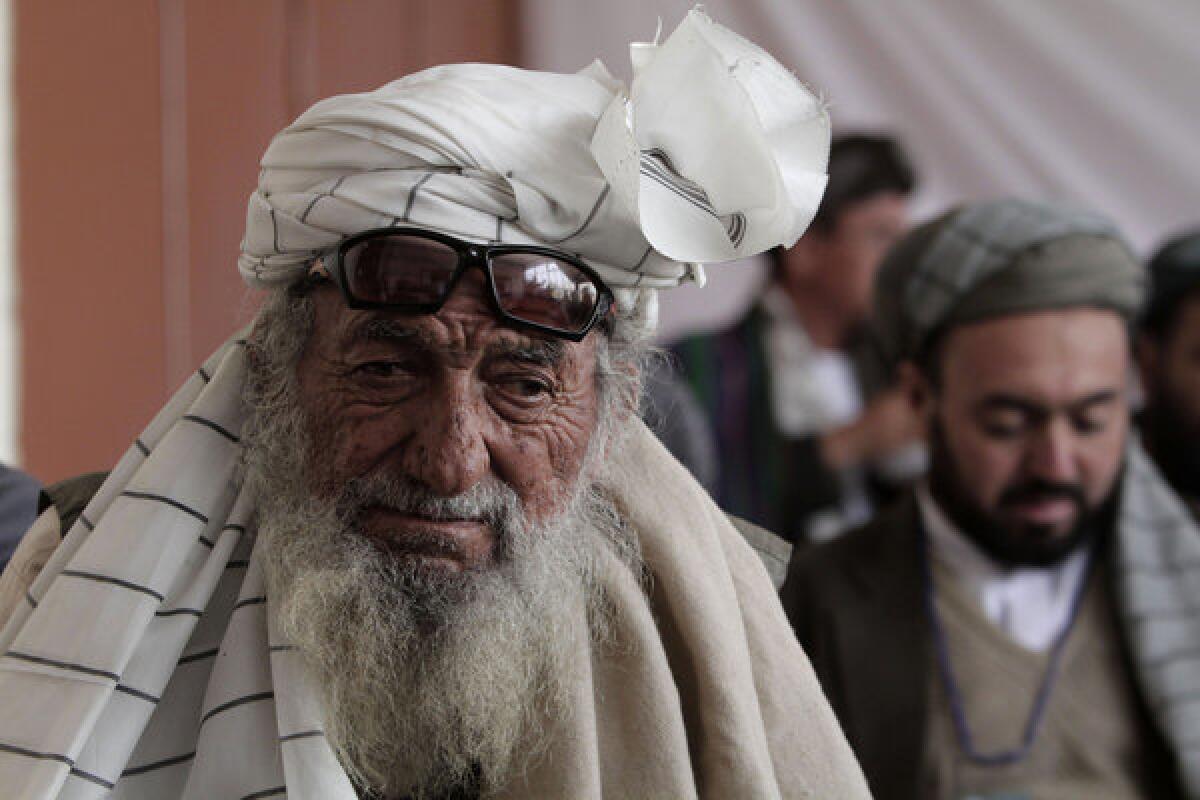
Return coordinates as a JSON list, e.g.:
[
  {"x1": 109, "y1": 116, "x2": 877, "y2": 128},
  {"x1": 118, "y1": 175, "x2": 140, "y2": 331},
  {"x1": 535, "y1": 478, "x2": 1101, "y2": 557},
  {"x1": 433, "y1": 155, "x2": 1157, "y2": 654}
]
[
  {"x1": 342, "y1": 234, "x2": 459, "y2": 305},
  {"x1": 490, "y1": 253, "x2": 602, "y2": 333}
]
